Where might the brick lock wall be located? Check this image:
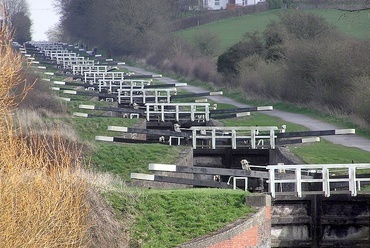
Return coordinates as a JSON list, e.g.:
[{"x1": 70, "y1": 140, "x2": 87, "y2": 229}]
[{"x1": 179, "y1": 194, "x2": 271, "y2": 248}]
